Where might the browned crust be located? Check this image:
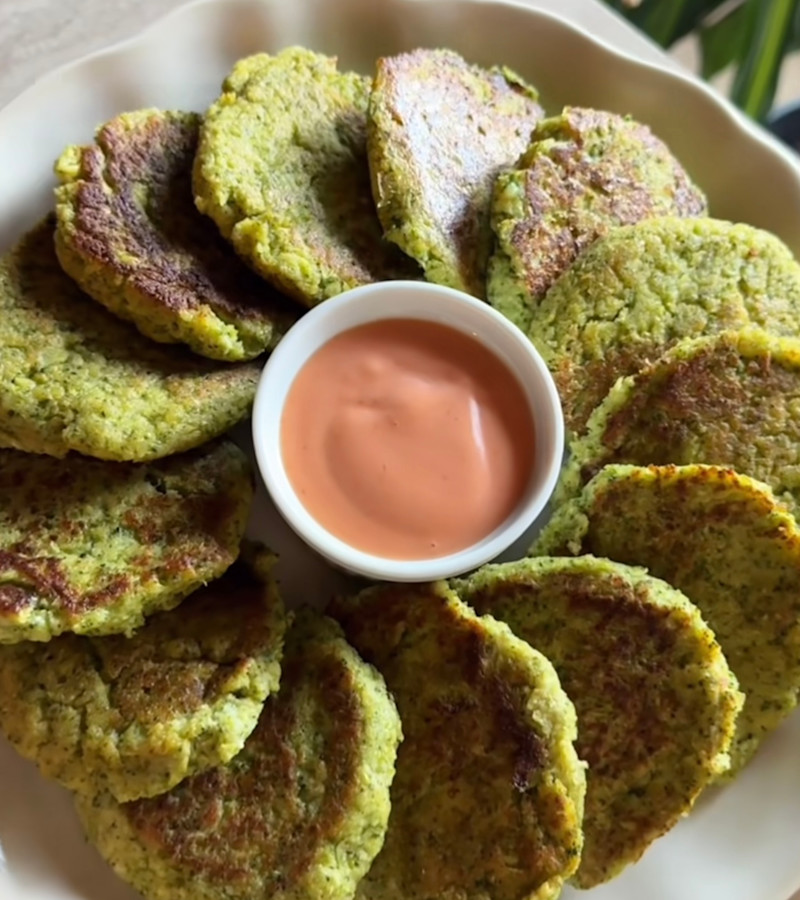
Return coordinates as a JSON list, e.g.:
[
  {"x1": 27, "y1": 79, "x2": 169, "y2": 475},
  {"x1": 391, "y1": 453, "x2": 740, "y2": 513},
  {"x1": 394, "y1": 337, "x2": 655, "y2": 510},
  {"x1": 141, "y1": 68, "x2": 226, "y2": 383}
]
[
  {"x1": 369, "y1": 49, "x2": 542, "y2": 297},
  {"x1": 122, "y1": 619, "x2": 365, "y2": 892},
  {"x1": 330, "y1": 582, "x2": 581, "y2": 900},
  {"x1": 0, "y1": 442, "x2": 249, "y2": 625},
  {"x1": 57, "y1": 111, "x2": 298, "y2": 341},
  {"x1": 507, "y1": 108, "x2": 706, "y2": 303}
]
